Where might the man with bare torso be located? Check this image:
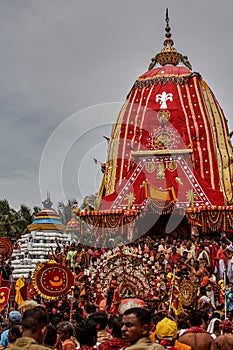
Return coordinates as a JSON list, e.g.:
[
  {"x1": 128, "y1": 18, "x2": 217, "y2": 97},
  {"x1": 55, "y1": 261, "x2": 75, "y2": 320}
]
[
  {"x1": 215, "y1": 319, "x2": 233, "y2": 350},
  {"x1": 179, "y1": 311, "x2": 216, "y2": 350}
]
